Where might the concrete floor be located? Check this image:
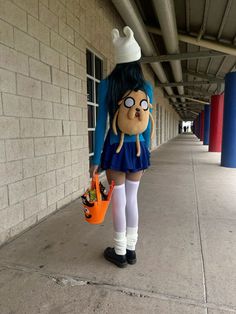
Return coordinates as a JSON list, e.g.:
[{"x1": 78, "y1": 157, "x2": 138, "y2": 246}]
[{"x1": 1, "y1": 134, "x2": 236, "y2": 314}]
